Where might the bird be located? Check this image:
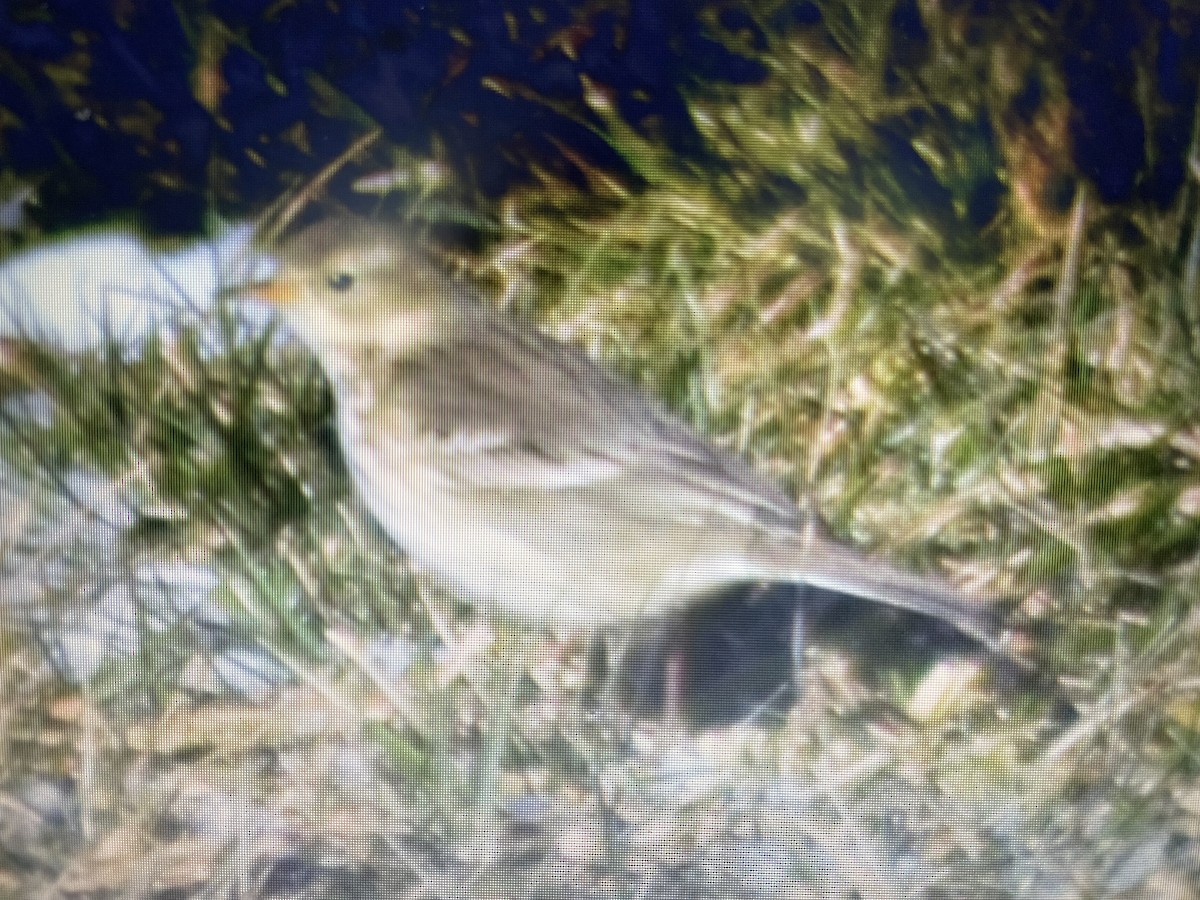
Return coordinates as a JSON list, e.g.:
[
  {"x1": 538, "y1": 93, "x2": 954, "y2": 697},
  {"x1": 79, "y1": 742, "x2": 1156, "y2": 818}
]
[{"x1": 230, "y1": 215, "x2": 1012, "y2": 654}]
